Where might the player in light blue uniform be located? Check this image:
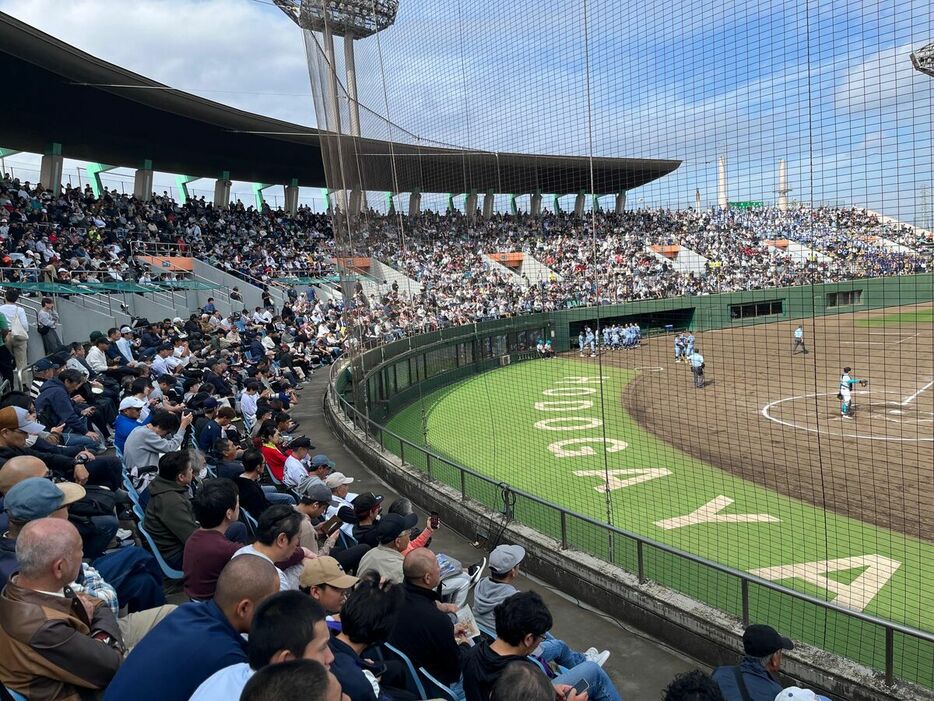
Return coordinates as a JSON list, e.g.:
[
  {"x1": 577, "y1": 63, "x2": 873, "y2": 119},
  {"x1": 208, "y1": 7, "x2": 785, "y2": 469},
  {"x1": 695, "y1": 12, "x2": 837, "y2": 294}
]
[
  {"x1": 674, "y1": 334, "x2": 683, "y2": 362},
  {"x1": 584, "y1": 327, "x2": 596, "y2": 357},
  {"x1": 792, "y1": 325, "x2": 806, "y2": 355},
  {"x1": 685, "y1": 333, "x2": 695, "y2": 356},
  {"x1": 578, "y1": 331, "x2": 586, "y2": 356}
]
